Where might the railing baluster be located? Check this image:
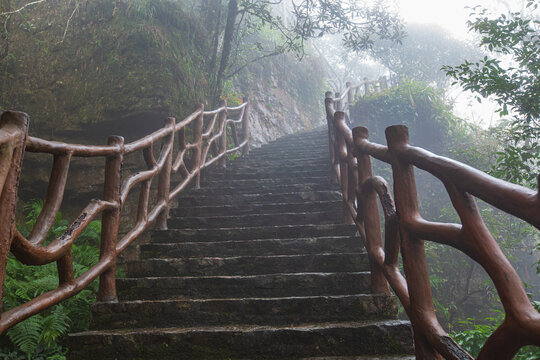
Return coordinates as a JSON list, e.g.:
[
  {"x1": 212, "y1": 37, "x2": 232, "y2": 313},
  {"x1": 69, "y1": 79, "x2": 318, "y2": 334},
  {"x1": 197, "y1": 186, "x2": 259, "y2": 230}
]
[
  {"x1": 324, "y1": 92, "x2": 339, "y2": 184},
  {"x1": 353, "y1": 127, "x2": 389, "y2": 295},
  {"x1": 333, "y1": 112, "x2": 353, "y2": 224},
  {"x1": 155, "y1": 118, "x2": 175, "y2": 230},
  {"x1": 97, "y1": 135, "x2": 124, "y2": 302},
  {"x1": 219, "y1": 100, "x2": 228, "y2": 168},
  {"x1": 193, "y1": 105, "x2": 204, "y2": 189},
  {"x1": 386, "y1": 125, "x2": 448, "y2": 360},
  {"x1": 242, "y1": 96, "x2": 250, "y2": 156}
]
